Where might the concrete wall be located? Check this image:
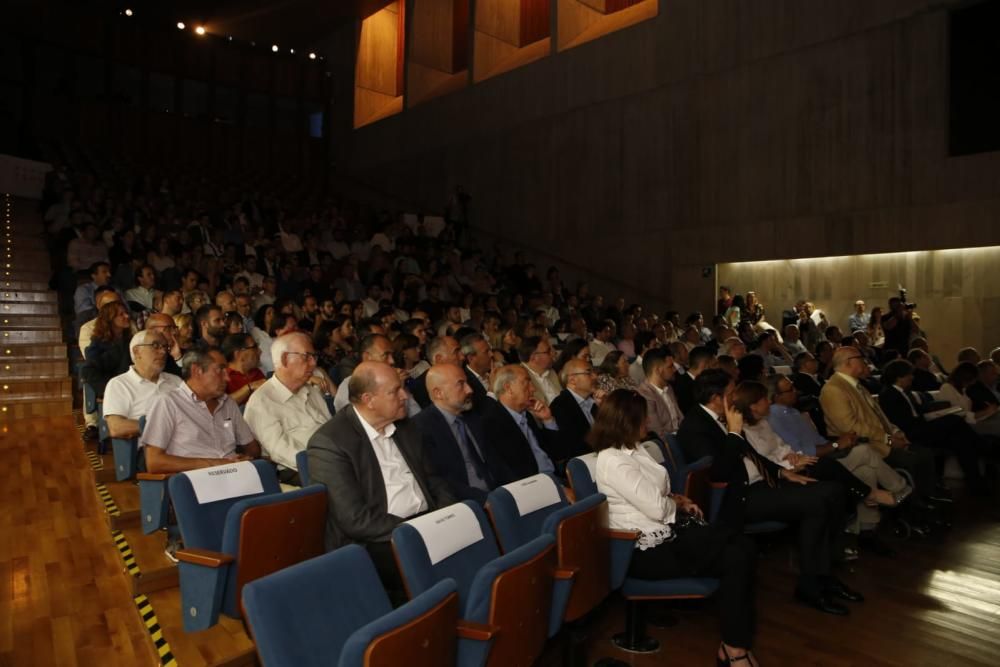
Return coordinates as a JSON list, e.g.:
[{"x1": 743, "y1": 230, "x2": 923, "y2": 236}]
[{"x1": 334, "y1": 0, "x2": 1000, "y2": 321}]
